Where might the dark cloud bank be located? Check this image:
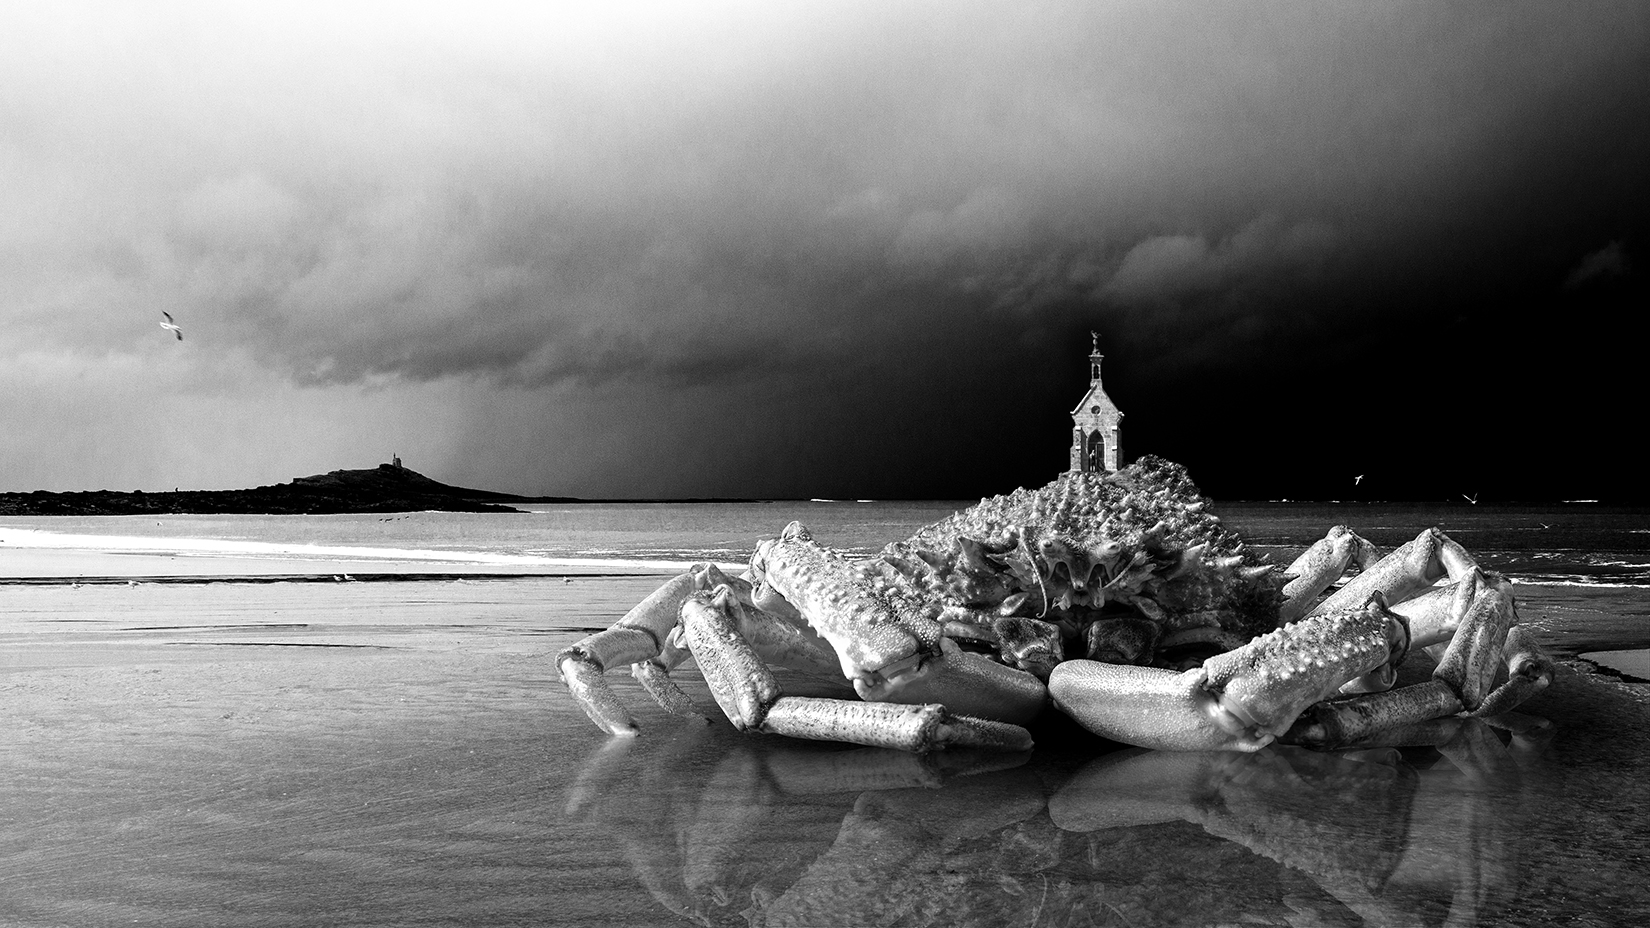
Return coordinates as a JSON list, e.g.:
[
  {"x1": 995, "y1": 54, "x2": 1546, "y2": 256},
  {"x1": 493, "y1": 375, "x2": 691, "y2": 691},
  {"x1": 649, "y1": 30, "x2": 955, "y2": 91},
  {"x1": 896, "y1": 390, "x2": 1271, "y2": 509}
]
[{"x1": 6, "y1": 4, "x2": 1649, "y2": 500}]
